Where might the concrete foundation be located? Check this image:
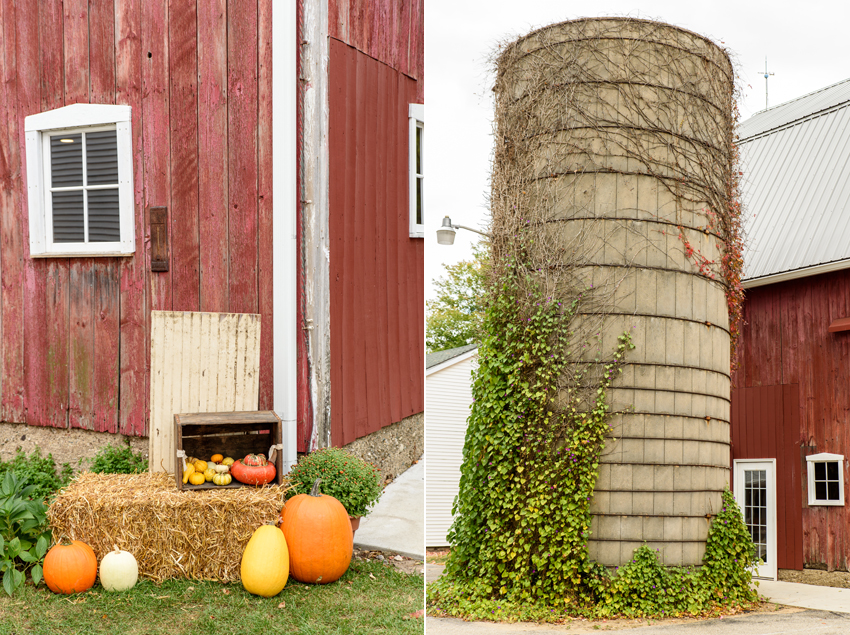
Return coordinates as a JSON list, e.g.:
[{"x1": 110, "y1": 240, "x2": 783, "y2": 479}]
[{"x1": 342, "y1": 411, "x2": 424, "y2": 484}]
